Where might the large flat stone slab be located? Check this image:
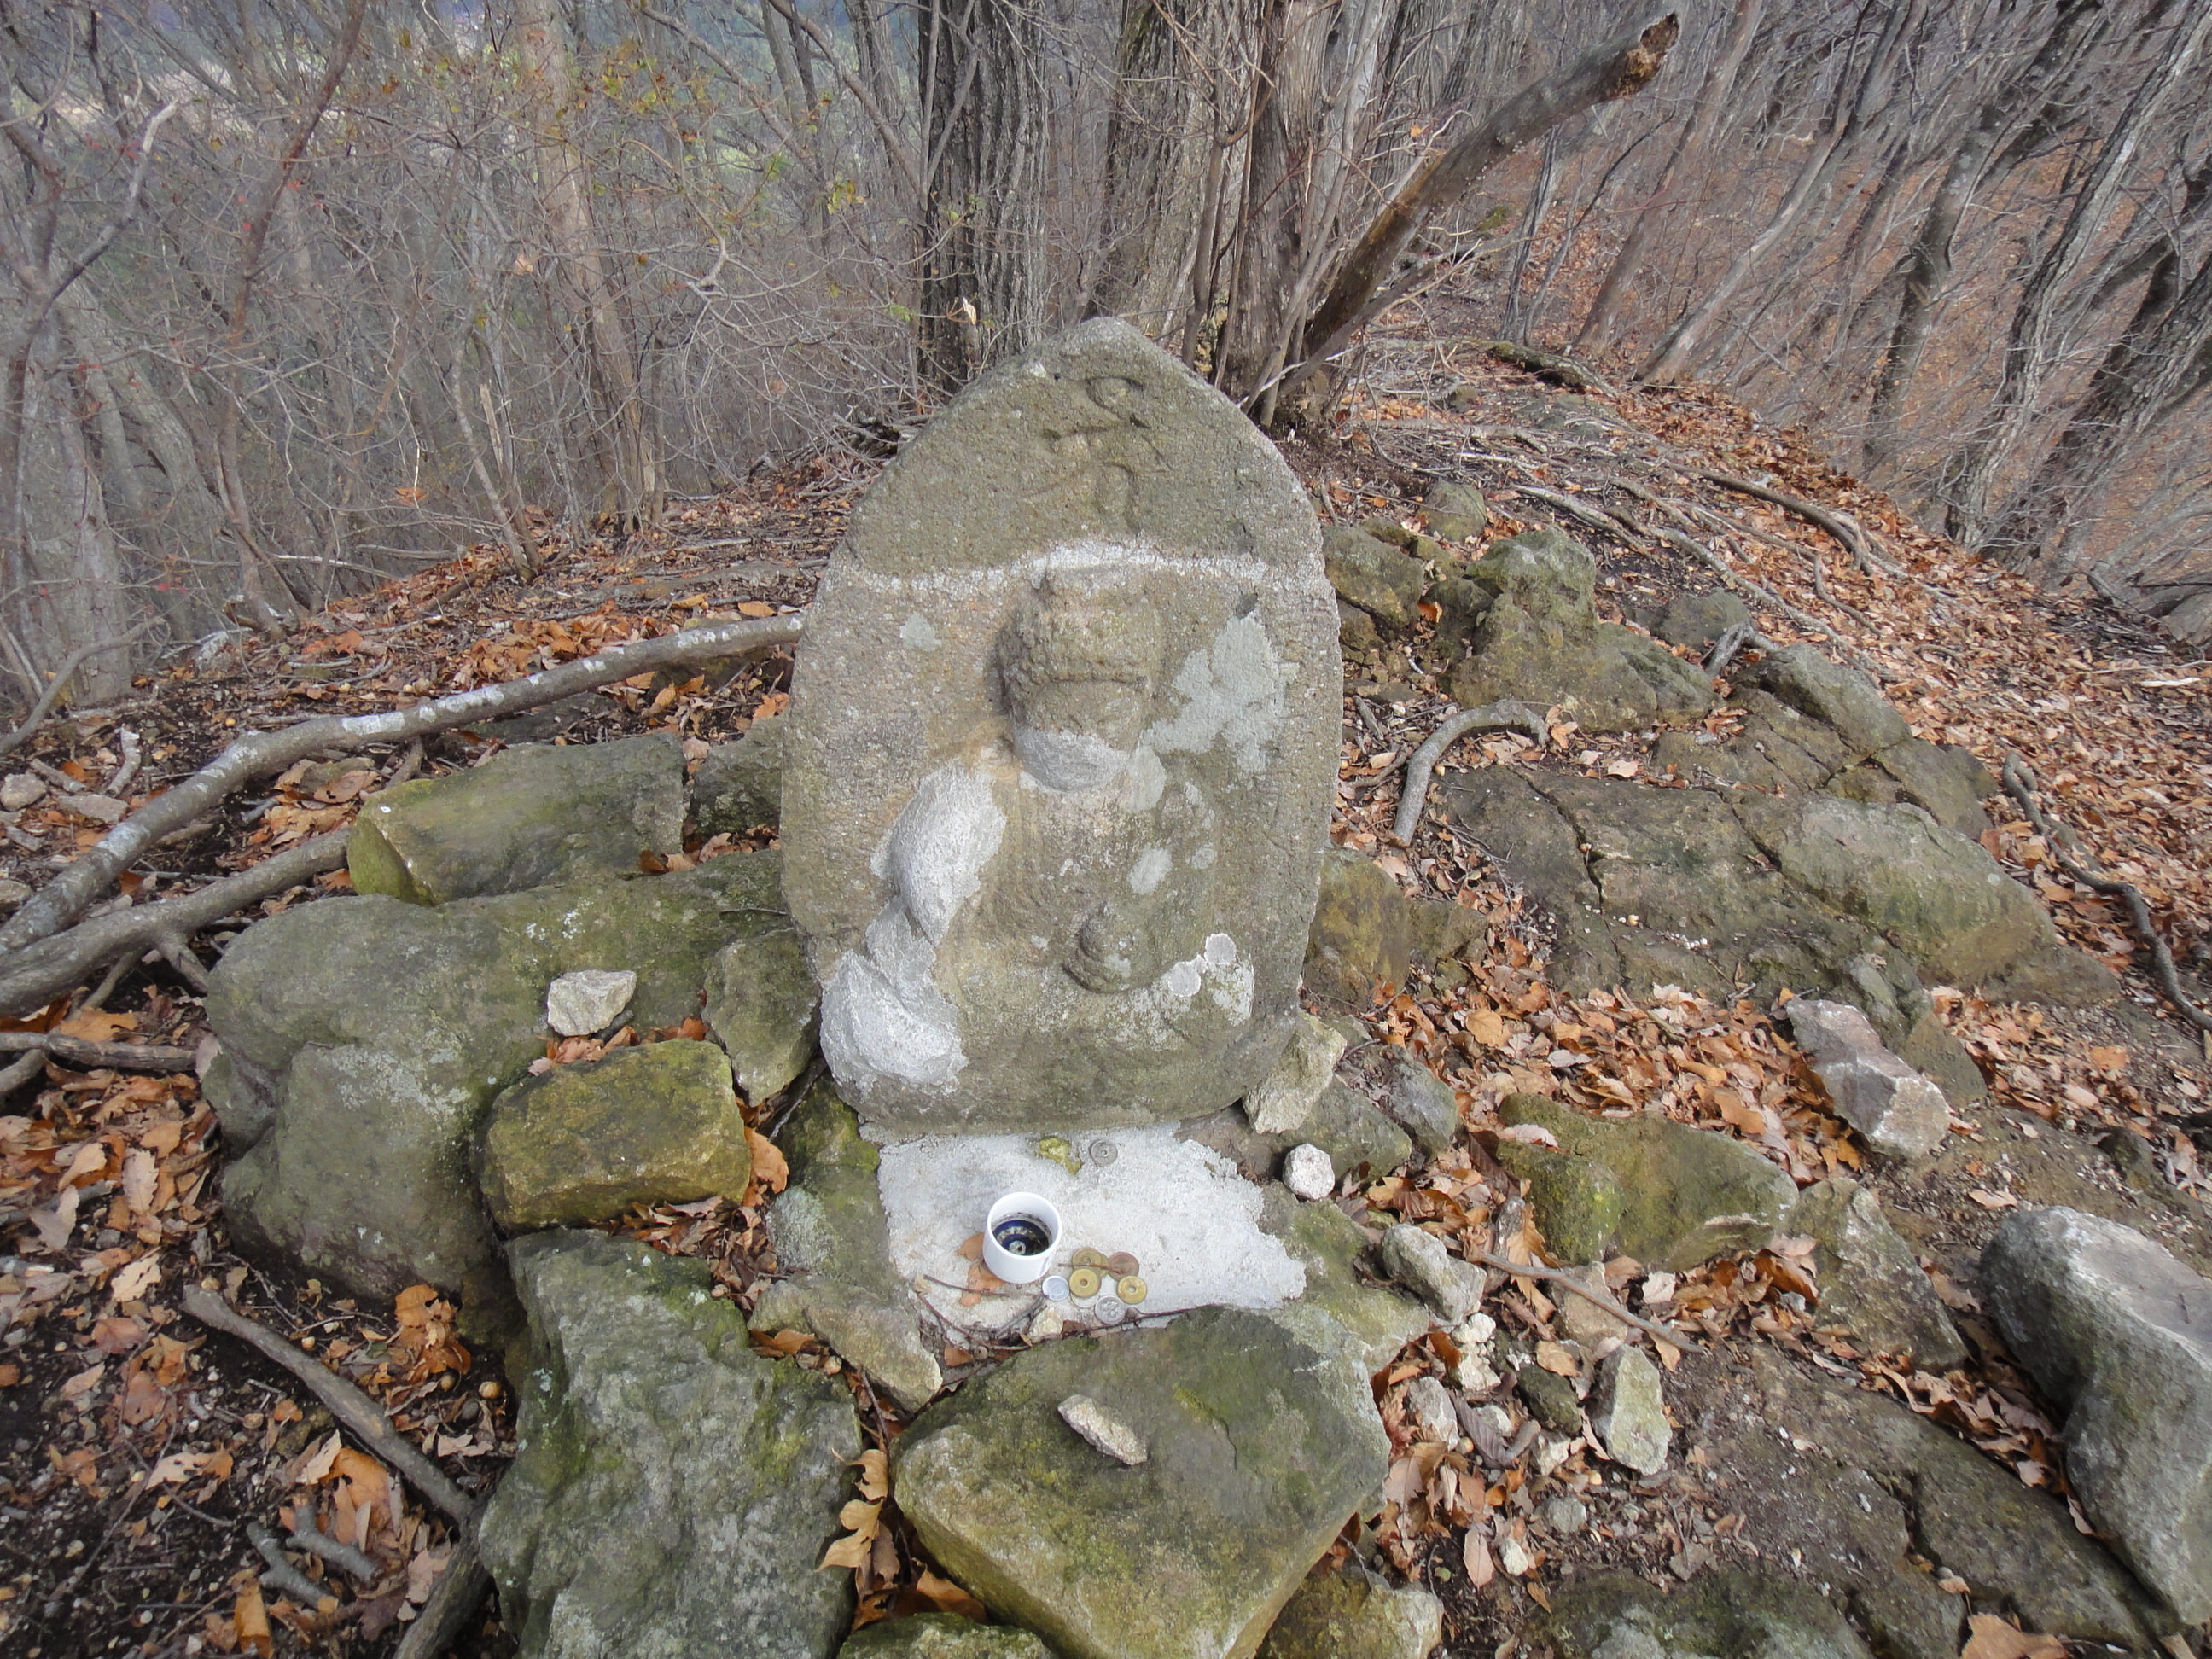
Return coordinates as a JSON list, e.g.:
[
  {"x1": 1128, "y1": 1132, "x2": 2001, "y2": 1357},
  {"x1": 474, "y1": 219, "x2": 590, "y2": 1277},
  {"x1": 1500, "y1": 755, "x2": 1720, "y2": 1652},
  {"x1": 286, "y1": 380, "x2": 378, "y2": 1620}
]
[
  {"x1": 894, "y1": 1306, "x2": 1387, "y2": 1659},
  {"x1": 783, "y1": 319, "x2": 1338, "y2": 1137}
]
